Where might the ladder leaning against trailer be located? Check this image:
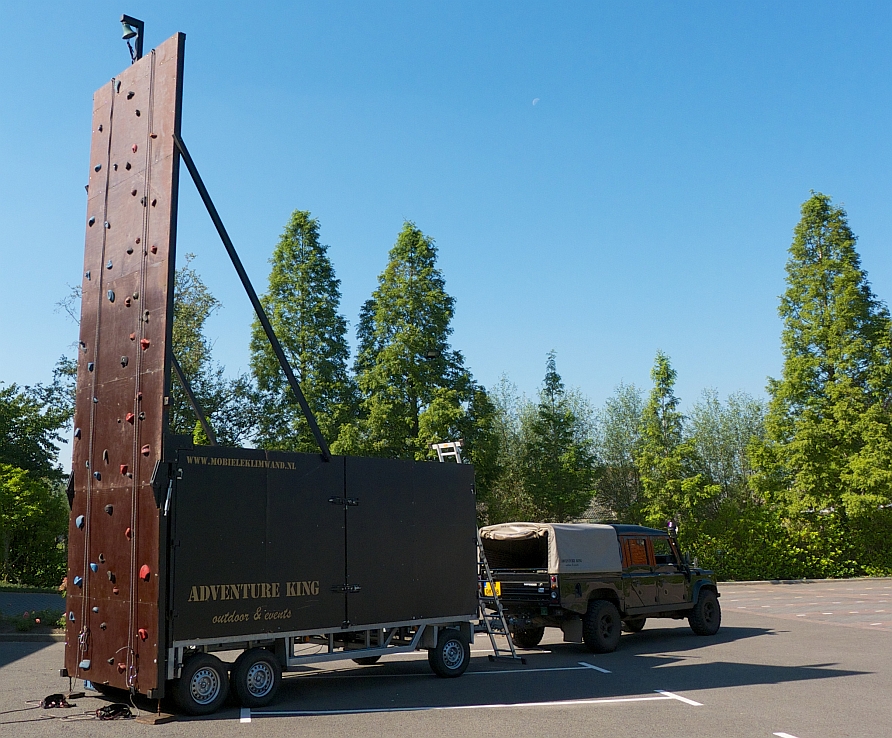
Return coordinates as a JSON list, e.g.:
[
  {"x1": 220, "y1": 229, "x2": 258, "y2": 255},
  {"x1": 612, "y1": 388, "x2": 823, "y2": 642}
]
[{"x1": 476, "y1": 529, "x2": 525, "y2": 663}]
